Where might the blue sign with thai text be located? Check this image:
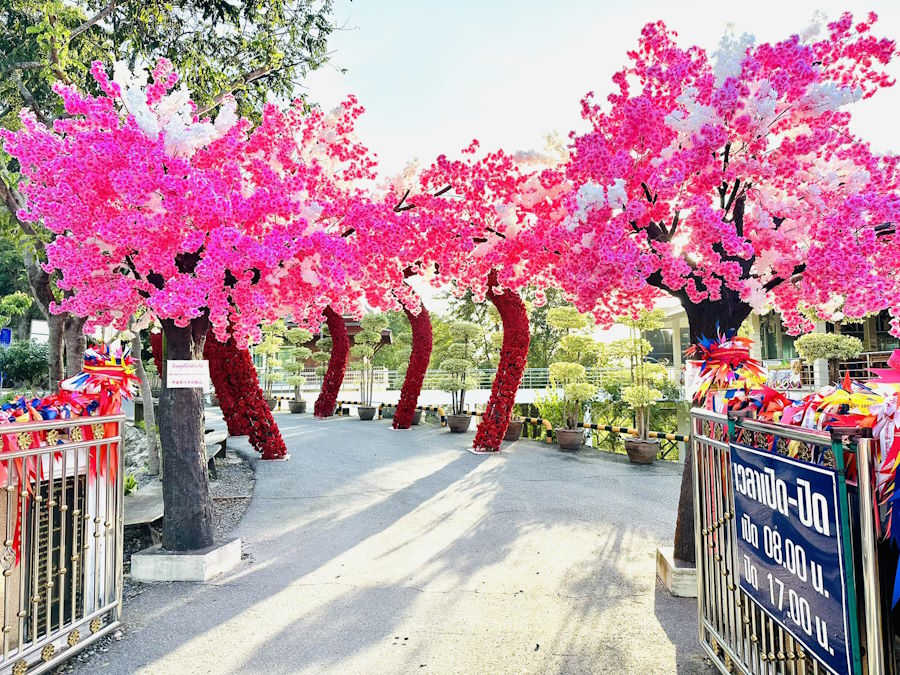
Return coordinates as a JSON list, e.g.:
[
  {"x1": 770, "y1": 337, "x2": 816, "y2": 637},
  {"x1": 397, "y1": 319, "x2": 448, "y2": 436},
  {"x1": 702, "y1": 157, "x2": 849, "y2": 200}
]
[
  {"x1": 731, "y1": 443, "x2": 853, "y2": 675},
  {"x1": 0, "y1": 328, "x2": 10, "y2": 347}
]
